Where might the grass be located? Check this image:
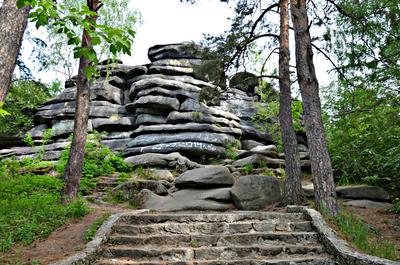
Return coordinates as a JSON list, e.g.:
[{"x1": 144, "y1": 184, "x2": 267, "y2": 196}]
[
  {"x1": 84, "y1": 213, "x2": 111, "y2": 242},
  {"x1": 0, "y1": 172, "x2": 89, "y2": 252},
  {"x1": 329, "y1": 210, "x2": 399, "y2": 261}
]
